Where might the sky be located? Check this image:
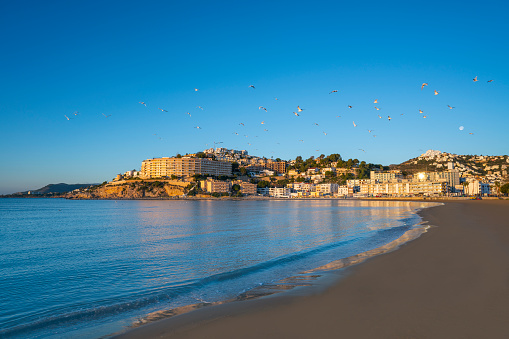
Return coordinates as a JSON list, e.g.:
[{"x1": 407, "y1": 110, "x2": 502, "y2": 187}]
[{"x1": 1, "y1": 0, "x2": 508, "y2": 194}]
